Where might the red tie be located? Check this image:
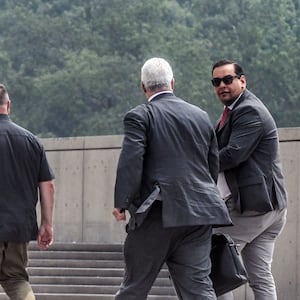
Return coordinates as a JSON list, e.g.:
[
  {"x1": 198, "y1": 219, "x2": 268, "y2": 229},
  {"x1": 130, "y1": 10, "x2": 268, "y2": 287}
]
[{"x1": 219, "y1": 106, "x2": 230, "y2": 129}]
